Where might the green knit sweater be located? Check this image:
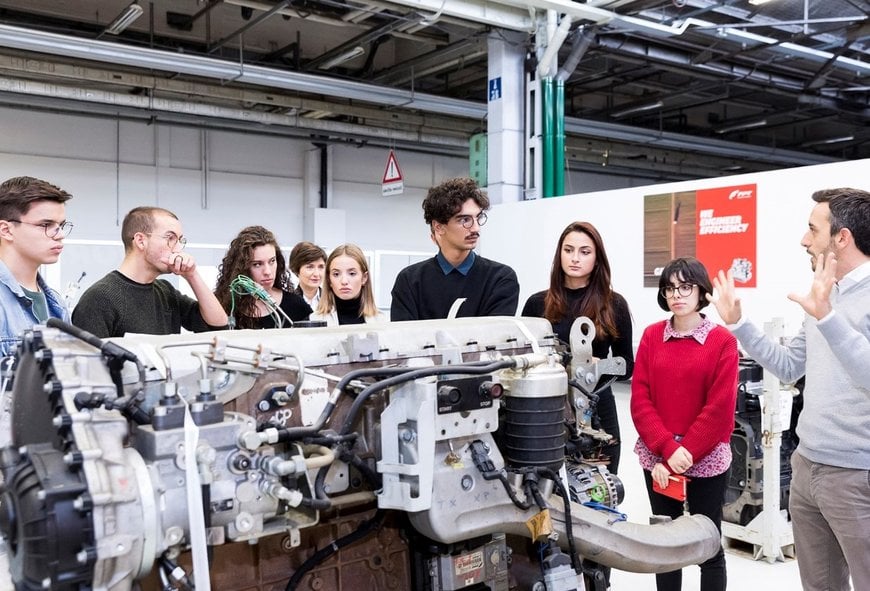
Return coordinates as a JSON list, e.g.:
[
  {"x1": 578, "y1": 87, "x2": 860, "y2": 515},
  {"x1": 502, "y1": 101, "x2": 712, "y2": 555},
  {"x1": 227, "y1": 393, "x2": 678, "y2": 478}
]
[{"x1": 72, "y1": 270, "x2": 217, "y2": 338}]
